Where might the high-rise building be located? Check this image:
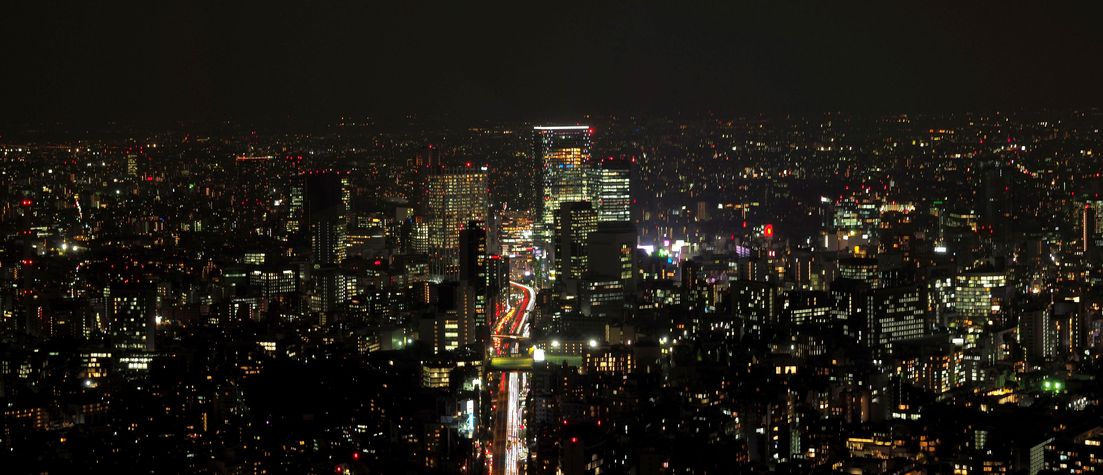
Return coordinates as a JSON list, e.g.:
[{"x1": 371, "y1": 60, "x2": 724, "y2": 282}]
[
  {"x1": 106, "y1": 284, "x2": 156, "y2": 352},
  {"x1": 580, "y1": 279, "x2": 624, "y2": 320},
  {"x1": 978, "y1": 163, "x2": 1012, "y2": 240},
  {"x1": 1019, "y1": 307, "x2": 1056, "y2": 365},
  {"x1": 534, "y1": 126, "x2": 594, "y2": 284},
  {"x1": 731, "y1": 280, "x2": 780, "y2": 334},
  {"x1": 866, "y1": 285, "x2": 927, "y2": 355},
  {"x1": 306, "y1": 172, "x2": 348, "y2": 266},
  {"x1": 459, "y1": 222, "x2": 490, "y2": 342},
  {"x1": 955, "y1": 271, "x2": 1007, "y2": 326},
  {"x1": 587, "y1": 223, "x2": 636, "y2": 287},
  {"x1": 310, "y1": 266, "x2": 350, "y2": 317},
  {"x1": 595, "y1": 156, "x2": 631, "y2": 223},
  {"x1": 286, "y1": 183, "x2": 305, "y2": 236},
  {"x1": 234, "y1": 154, "x2": 279, "y2": 235},
  {"x1": 831, "y1": 278, "x2": 870, "y2": 339},
  {"x1": 839, "y1": 257, "x2": 879, "y2": 288},
  {"x1": 783, "y1": 290, "x2": 832, "y2": 326},
  {"x1": 426, "y1": 166, "x2": 488, "y2": 278},
  {"x1": 553, "y1": 201, "x2": 598, "y2": 297},
  {"x1": 249, "y1": 265, "x2": 300, "y2": 297},
  {"x1": 419, "y1": 282, "x2": 477, "y2": 353},
  {"x1": 1083, "y1": 201, "x2": 1103, "y2": 252},
  {"x1": 582, "y1": 222, "x2": 637, "y2": 319}
]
